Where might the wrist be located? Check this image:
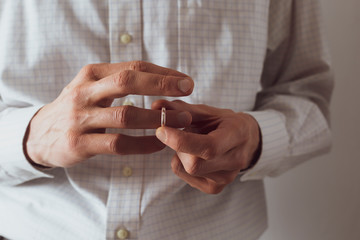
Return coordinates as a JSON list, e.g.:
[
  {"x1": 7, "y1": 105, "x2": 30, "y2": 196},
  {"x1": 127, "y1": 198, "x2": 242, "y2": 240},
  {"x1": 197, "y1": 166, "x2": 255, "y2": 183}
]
[
  {"x1": 241, "y1": 113, "x2": 263, "y2": 171},
  {"x1": 22, "y1": 111, "x2": 52, "y2": 169}
]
